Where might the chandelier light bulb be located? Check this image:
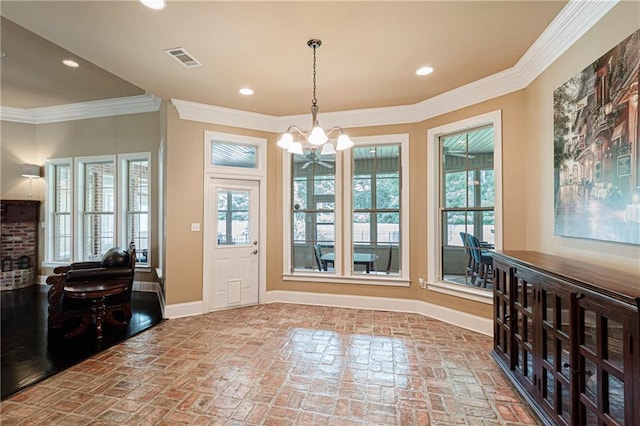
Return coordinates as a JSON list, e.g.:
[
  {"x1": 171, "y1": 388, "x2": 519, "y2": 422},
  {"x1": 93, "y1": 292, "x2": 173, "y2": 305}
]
[
  {"x1": 288, "y1": 142, "x2": 304, "y2": 155},
  {"x1": 320, "y1": 142, "x2": 337, "y2": 155},
  {"x1": 277, "y1": 133, "x2": 294, "y2": 149},
  {"x1": 336, "y1": 134, "x2": 354, "y2": 151},
  {"x1": 308, "y1": 126, "x2": 328, "y2": 146}
]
